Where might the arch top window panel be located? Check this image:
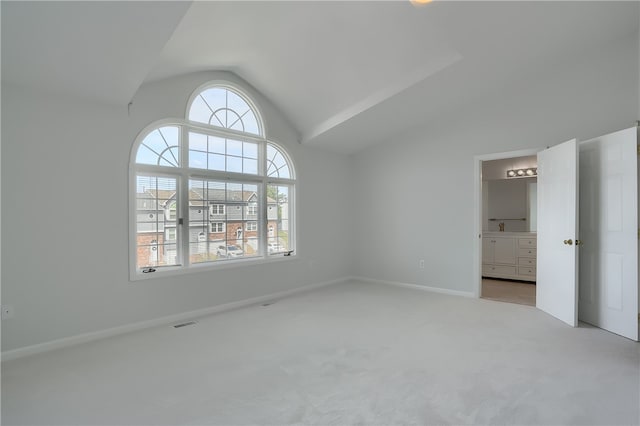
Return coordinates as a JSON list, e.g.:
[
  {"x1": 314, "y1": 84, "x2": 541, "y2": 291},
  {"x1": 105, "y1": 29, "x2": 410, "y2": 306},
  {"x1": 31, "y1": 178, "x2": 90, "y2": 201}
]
[
  {"x1": 131, "y1": 81, "x2": 295, "y2": 279},
  {"x1": 188, "y1": 86, "x2": 262, "y2": 136},
  {"x1": 266, "y1": 143, "x2": 293, "y2": 179},
  {"x1": 136, "y1": 126, "x2": 180, "y2": 167}
]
